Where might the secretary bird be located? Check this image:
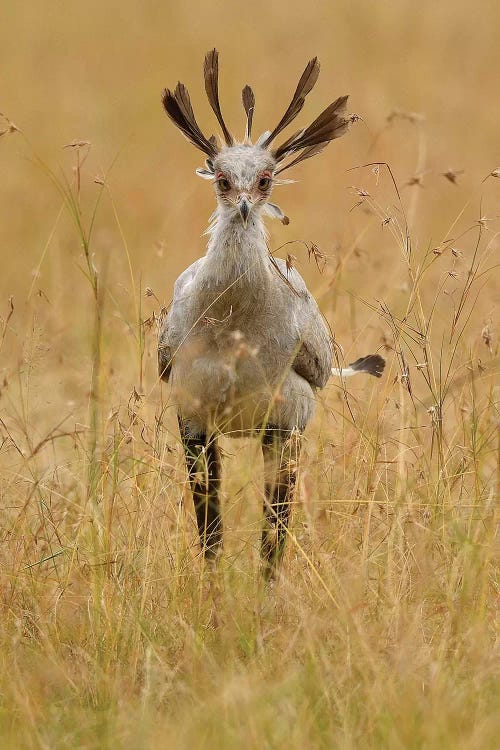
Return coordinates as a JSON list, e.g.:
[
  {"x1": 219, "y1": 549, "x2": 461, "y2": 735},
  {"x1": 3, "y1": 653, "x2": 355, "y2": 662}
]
[{"x1": 158, "y1": 50, "x2": 385, "y2": 577}]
